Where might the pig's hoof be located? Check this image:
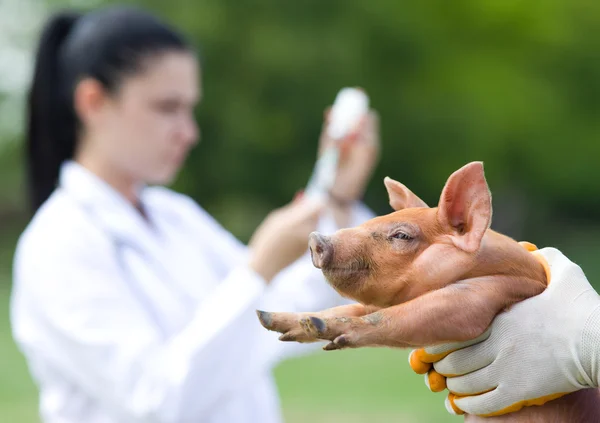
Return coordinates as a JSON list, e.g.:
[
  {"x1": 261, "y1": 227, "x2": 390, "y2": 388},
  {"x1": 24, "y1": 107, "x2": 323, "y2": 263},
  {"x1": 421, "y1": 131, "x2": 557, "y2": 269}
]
[
  {"x1": 323, "y1": 334, "x2": 351, "y2": 351},
  {"x1": 256, "y1": 310, "x2": 273, "y2": 330},
  {"x1": 278, "y1": 333, "x2": 296, "y2": 342},
  {"x1": 279, "y1": 329, "x2": 320, "y2": 344},
  {"x1": 278, "y1": 330, "x2": 306, "y2": 342},
  {"x1": 299, "y1": 317, "x2": 313, "y2": 335},
  {"x1": 309, "y1": 316, "x2": 327, "y2": 333},
  {"x1": 300, "y1": 316, "x2": 326, "y2": 337}
]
